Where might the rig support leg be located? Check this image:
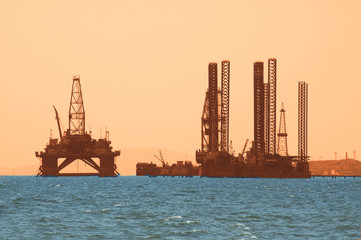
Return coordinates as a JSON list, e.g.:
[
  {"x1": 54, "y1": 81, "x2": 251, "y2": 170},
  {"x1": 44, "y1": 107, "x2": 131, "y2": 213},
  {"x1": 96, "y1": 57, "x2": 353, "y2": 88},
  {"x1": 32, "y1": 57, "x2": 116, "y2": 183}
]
[
  {"x1": 100, "y1": 156, "x2": 116, "y2": 177},
  {"x1": 41, "y1": 157, "x2": 58, "y2": 176}
]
